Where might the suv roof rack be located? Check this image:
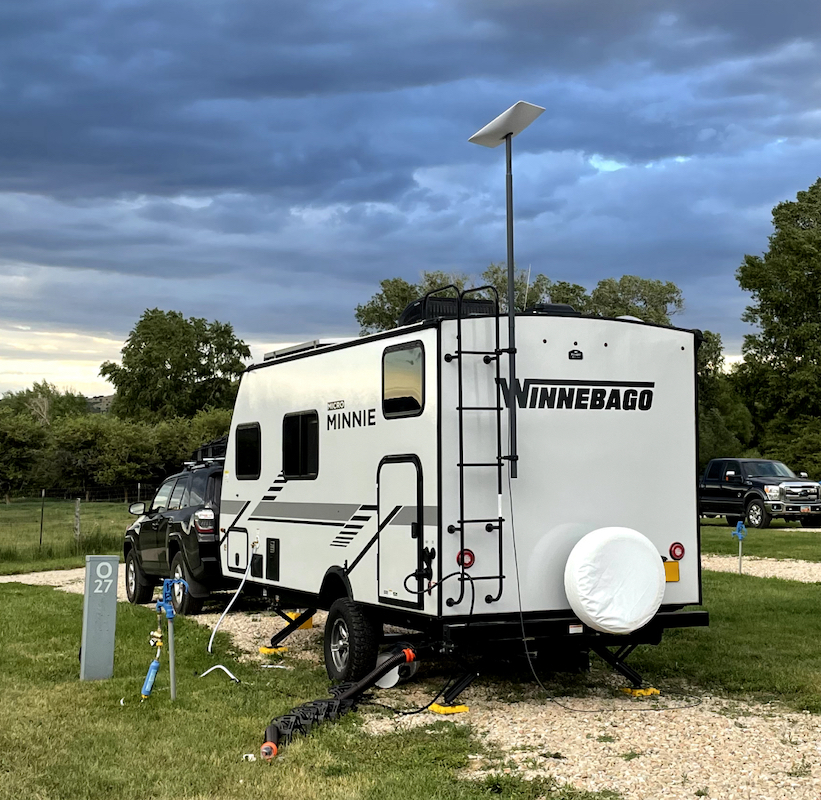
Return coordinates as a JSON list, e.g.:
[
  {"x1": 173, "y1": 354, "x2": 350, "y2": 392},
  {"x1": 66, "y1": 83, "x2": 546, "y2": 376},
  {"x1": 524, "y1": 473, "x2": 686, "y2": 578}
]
[{"x1": 190, "y1": 435, "x2": 228, "y2": 462}]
